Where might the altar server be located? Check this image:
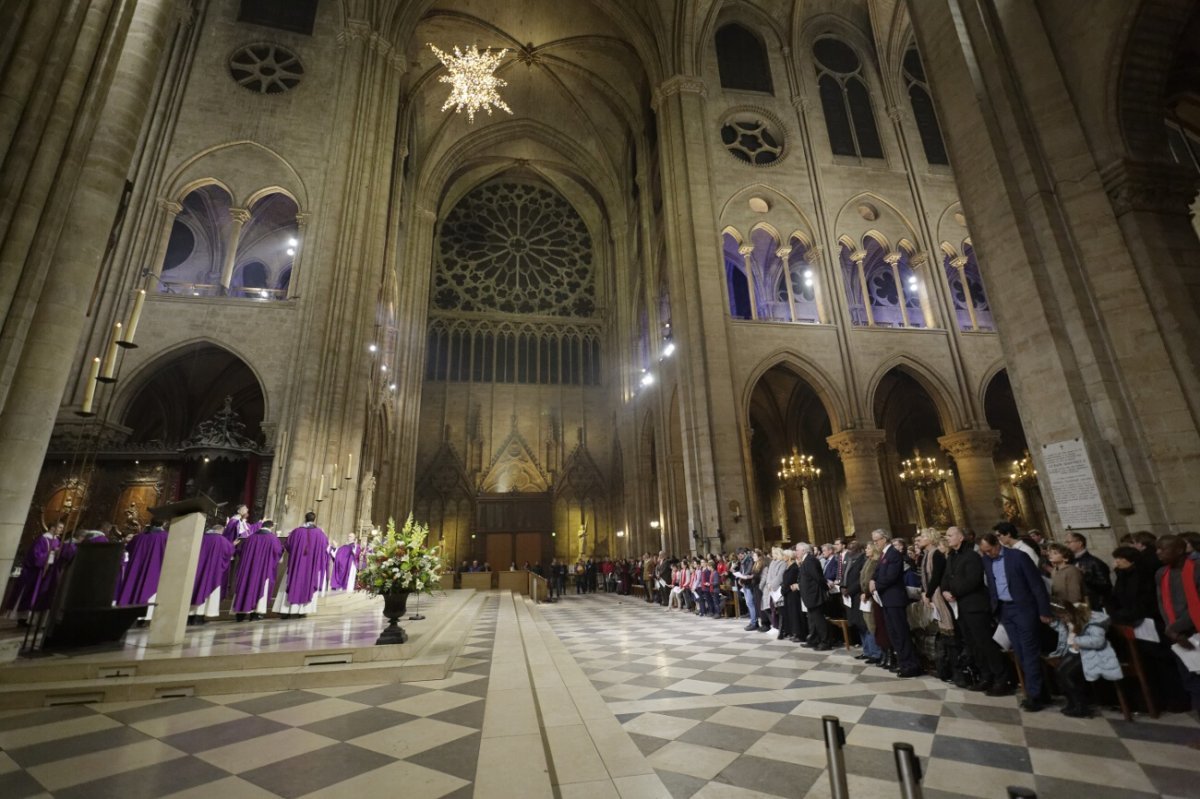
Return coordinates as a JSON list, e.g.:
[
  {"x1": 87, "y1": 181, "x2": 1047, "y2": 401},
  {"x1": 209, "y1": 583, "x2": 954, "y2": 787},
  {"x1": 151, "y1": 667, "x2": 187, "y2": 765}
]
[
  {"x1": 273, "y1": 512, "x2": 329, "y2": 618},
  {"x1": 117, "y1": 519, "x2": 169, "y2": 622},
  {"x1": 232, "y1": 520, "x2": 281, "y2": 621},
  {"x1": 189, "y1": 524, "x2": 235, "y2": 624},
  {"x1": 330, "y1": 536, "x2": 360, "y2": 592}
]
